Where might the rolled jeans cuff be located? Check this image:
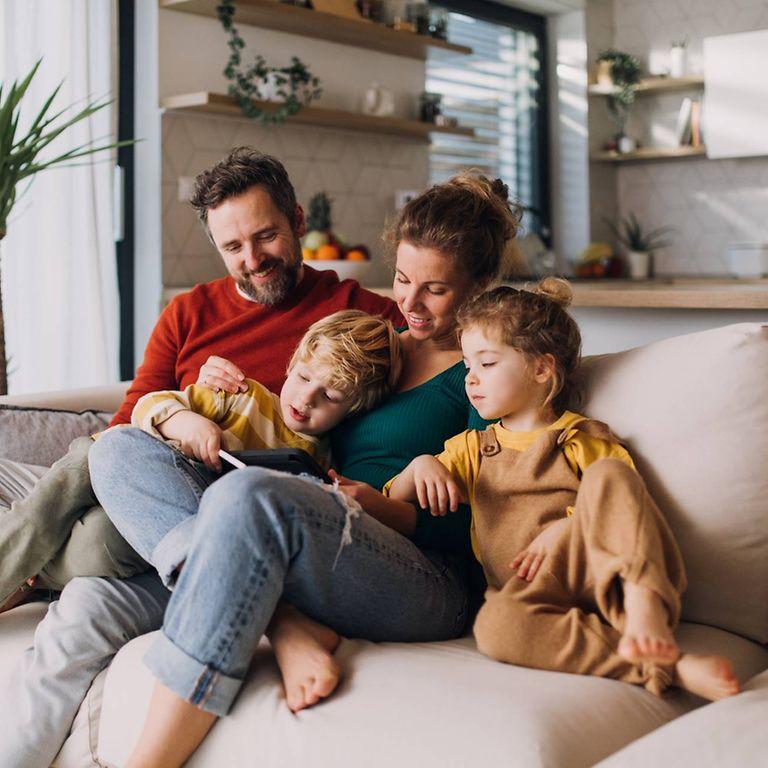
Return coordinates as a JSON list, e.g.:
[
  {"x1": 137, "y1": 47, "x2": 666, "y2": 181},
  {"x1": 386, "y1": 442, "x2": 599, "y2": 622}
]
[
  {"x1": 151, "y1": 517, "x2": 196, "y2": 588},
  {"x1": 143, "y1": 630, "x2": 243, "y2": 717}
]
